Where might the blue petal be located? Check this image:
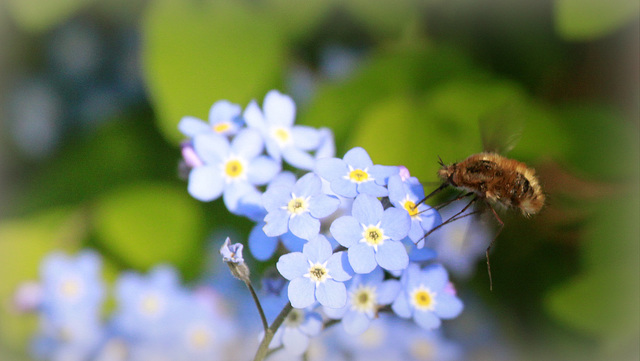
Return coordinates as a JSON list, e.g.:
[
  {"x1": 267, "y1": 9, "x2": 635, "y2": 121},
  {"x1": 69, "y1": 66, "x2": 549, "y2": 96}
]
[
  {"x1": 248, "y1": 156, "x2": 281, "y2": 185},
  {"x1": 391, "y1": 291, "x2": 412, "y2": 318},
  {"x1": 419, "y1": 207, "x2": 442, "y2": 233},
  {"x1": 292, "y1": 173, "x2": 321, "y2": 197},
  {"x1": 223, "y1": 181, "x2": 255, "y2": 212},
  {"x1": 414, "y1": 310, "x2": 441, "y2": 330},
  {"x1": 380, "y1": 207, "x2": 411, "y2": 240},
  {"x1": 236, "y1": 188, "x2": 266, "y2": 222},
  {"x1": 326, "y1": 251, "x2": 353, "y2": 282},
  {"x1": 370, "y1": 165, "x2": 399, "y2": 186},
  {"x1": 178, "y1": 116, "x2": 209, "y2": 137},
  {"x1": 289, "y1": 213, "x2": 320, "y2": 241},
  {"x1": 315, "y1": 128, "x2": 335, "y2": 159},
  {"x1": 308, "y1": 194, "x2": 339, "y2": 219},
  {"x1": 357, "y1": 181, "x2": 389, "y2": 197},
  {"x1": 264, "y1": 137, "x2": 282, "y2": 163},
  {"x1": 209, "y1": 100, "x2": 241, "y2": 124},
  {"x1": 193, "y1": 133, "x2": 229, "y2": 164},
  {"x1": 288, "y1": 278, "x2": 316, "y2": 309},
  {"x1": 280, "y1": 232, "x2": 305, "y2": 253},
  {"x1": 330, "y1": 216, "x2": 362, "y2": 247},
  {"x1": 358, "y1": 266, "x2": 384, "y2": 285},
  {"x1": 264, "y1": 90, "x2": 296, "y2": 127},
  {"x1": 343, "y1": 310, "x2": 371, "y2": 335},
  {"x1": 386, "y1": 174, "x2": 405, "y2": 205},
  {"x1": 281, "y1": 327, "x2": 309, "y2": 356},
  {"x1": 408, "y1": 244, "x2": 437, "y2": 262},
  {"x1": 408, "y1": 219, "x2": 425, "y2": 242},
  {"x1": 343, "y1": 147, "x2": 373, "y2": 168},
  {"x1": 276, "y1": 252, "x2": 309, "y2": 280},
  {"x1": 249, "y1": 223, "x2": 278, "y2": 261},
  {"x1": 262, "y1": 185, "x2": 291, "y2": 213},
  {"x1": 434, "y1": 293, "x2": 464, "y2": 319},
  {"x1": 291, "y1": 126, "x2": 321, "y2": 150},
  {"x1": 188, "y1": 166, "x2": 224, "y2": 202},
  {"x1": 302, "y1": 236, "x2": 332, "y2": 263},
  {"x1": 232, "y1": 128, "x2": 264, "y2": 160},
  {"x1": 348, "y1": 243, "x2": 377, "y2": 274},
  {"x1": 316, "y1": 280, "x2": 346, "y2": 309},
  {"x1": 242, "y1": 100, "x2": 265, "y2": 129},
  {"x1": 282, "y1": 147, "x2": 316, "y2": 170},
  {"x1": 315, "y1": 158, "x2": 347, "y2": 181},
  {"x1": 323, "y1": 303, "x2": 347, "y2": 319},
  {"x1": 263, "y1": 209, "x2": 290, "y2": 237},
  {"x1": 375, "y1": 241, "x2": 409, "y2": 271},
  {"x1": 330, "y1": 178, "x2": 358, "y2": 198},
  {"x1": 418, "y1": 264, "x2": 449, "y2": 291},
  {"x1": 267, "y1": 171, "x2": 297, "y2": 190},
  {"x1": 376, "y1": 279, "x2": 401, "y2": 305},
  {"x1": 352, "y1": 194, "x2": 383, "y2": 225}
]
